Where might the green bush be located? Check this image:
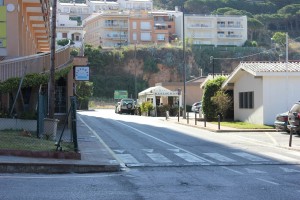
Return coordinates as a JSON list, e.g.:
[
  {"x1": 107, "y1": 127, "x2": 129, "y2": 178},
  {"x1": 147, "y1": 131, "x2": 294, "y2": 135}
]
[
  {"x1": 140, "y1": 101, "x2": 154, "y2": 115},
  {"x1": 202, "y1": 76, "x2": 227, "y2": 121}
]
